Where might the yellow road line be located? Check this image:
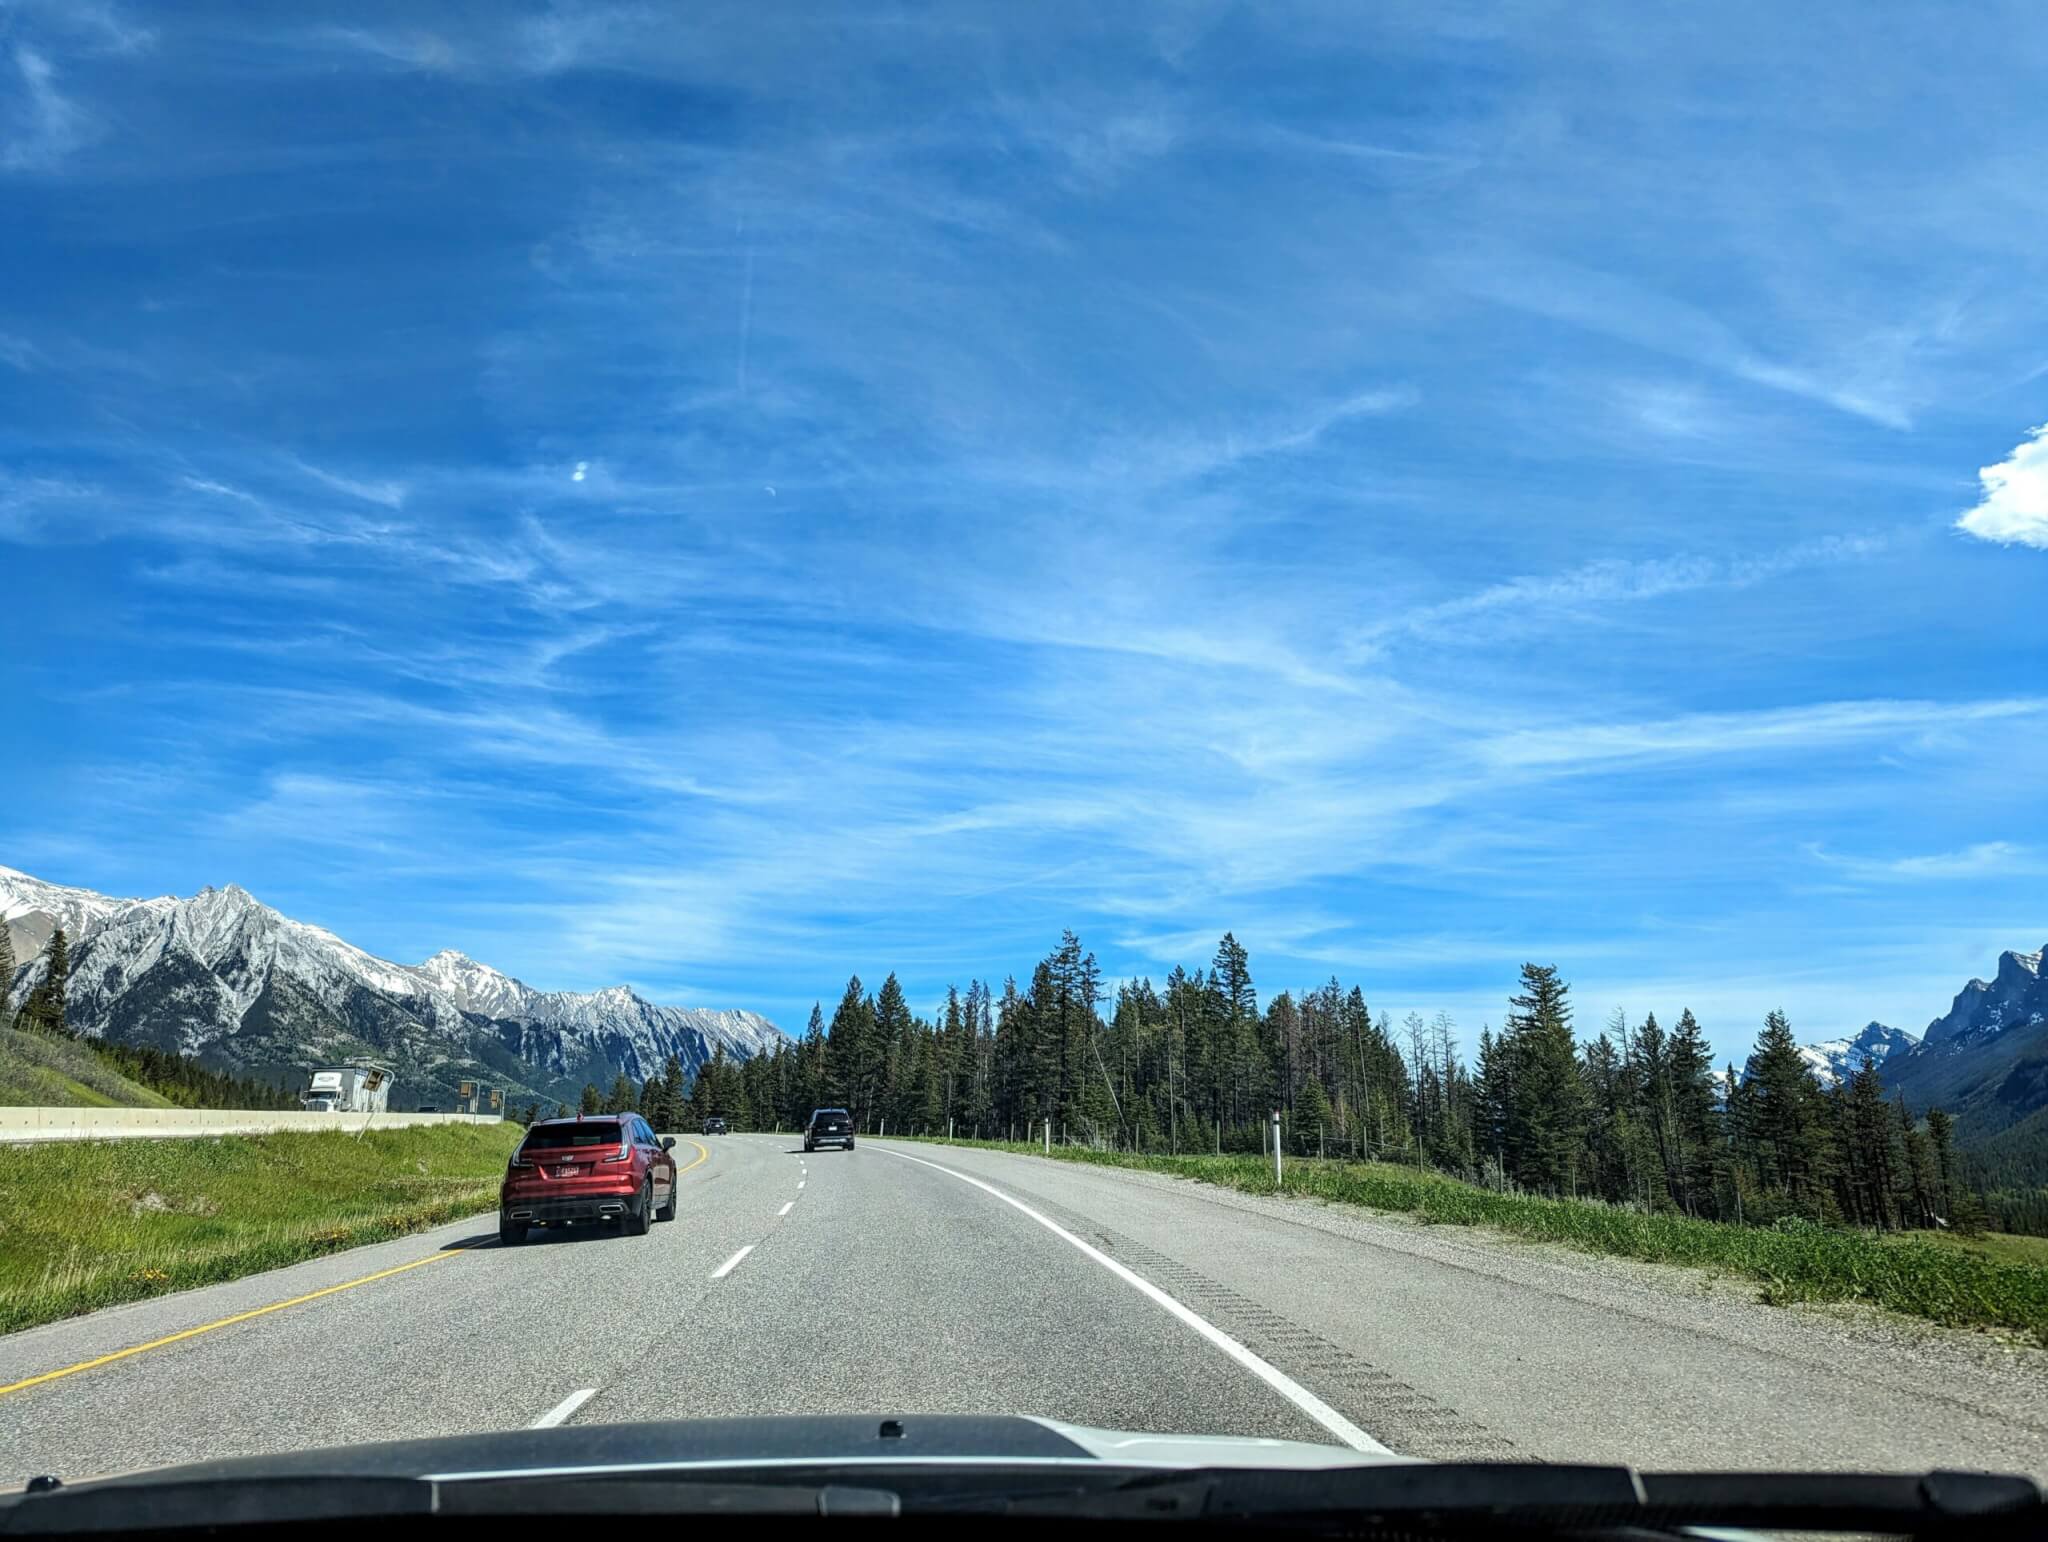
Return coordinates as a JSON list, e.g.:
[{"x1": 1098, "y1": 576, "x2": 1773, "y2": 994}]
[
  {"x1": 0, "y1": 1138, "x2": 715, "y2": 1401},
  {"x1": 0, "y1": 1250, "x2": 464, "y2": 1400}
]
